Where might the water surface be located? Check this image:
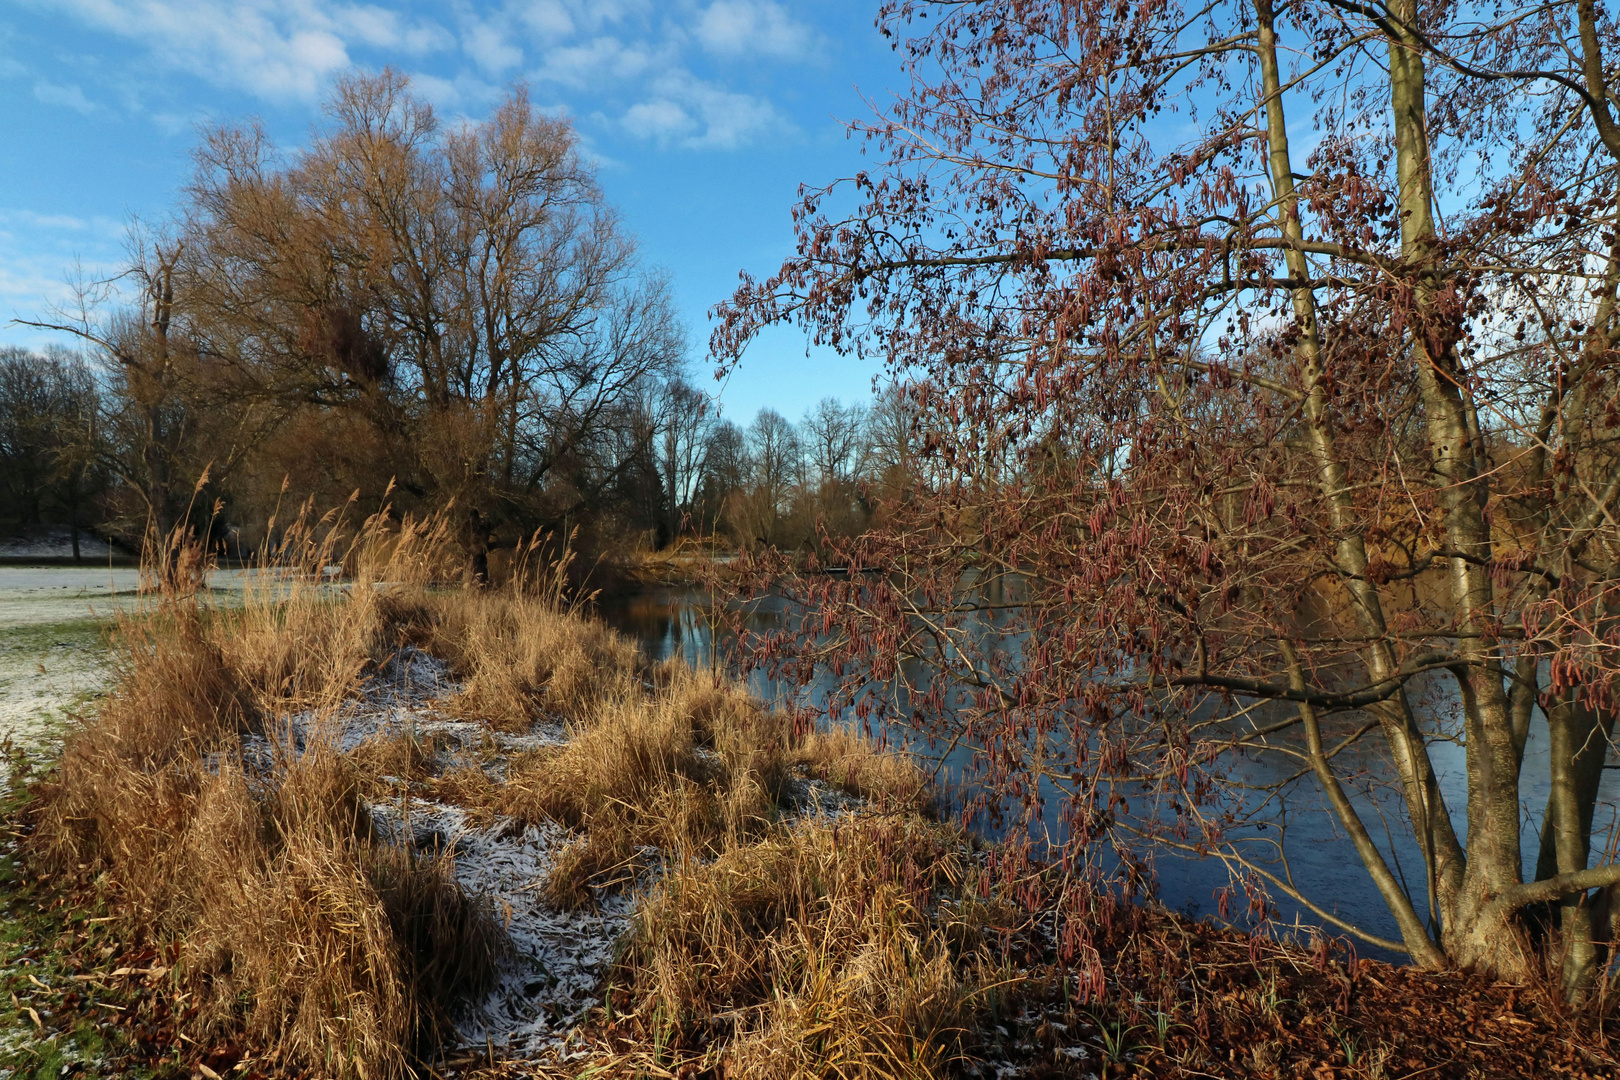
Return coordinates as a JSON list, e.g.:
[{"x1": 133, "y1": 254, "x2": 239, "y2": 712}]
[{"x1": 597, "y1": 585, "x2": 1620, "y2": 962}]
